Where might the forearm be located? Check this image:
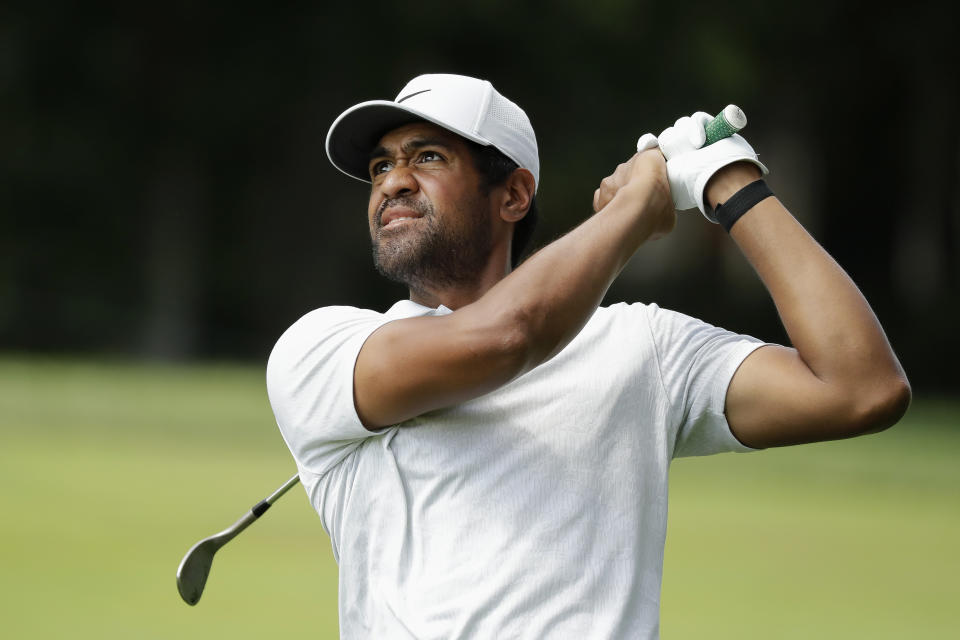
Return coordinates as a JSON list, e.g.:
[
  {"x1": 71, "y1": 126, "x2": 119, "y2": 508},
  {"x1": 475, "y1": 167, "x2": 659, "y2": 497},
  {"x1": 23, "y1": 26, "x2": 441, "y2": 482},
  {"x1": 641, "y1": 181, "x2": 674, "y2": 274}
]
[
  {"x1": 355, "y1": 153, "x2": 672, "y2": 428},
  {"x1": 469, "y1": 180, "x2": 669, "y2": 370},
  {"x1": 730, "y1": 201, "x2": 898, "y2": 384},
  {"x1": 711, "y1": 167, "x2": 911, "y2": 442}
]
